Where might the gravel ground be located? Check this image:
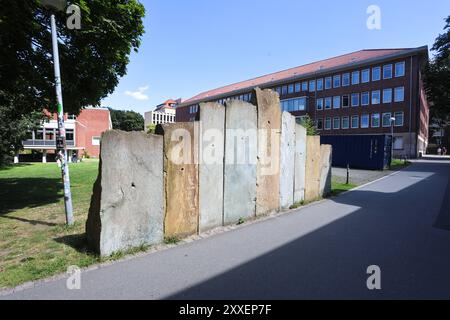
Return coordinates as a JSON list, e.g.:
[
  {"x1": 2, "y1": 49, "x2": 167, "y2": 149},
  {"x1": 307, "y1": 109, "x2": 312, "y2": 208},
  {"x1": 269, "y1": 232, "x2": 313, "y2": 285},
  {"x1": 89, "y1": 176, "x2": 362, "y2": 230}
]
[{"x1": 332, "y1": 167, "x2": 394, "y2": 186}]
